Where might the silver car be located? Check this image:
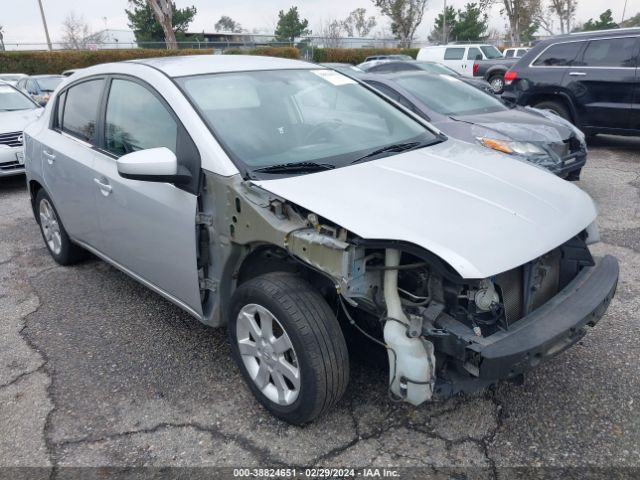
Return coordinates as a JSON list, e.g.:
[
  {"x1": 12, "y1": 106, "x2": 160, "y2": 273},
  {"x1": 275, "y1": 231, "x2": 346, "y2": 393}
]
[{"x1": 24, "y1": 56, "x2": 618, "y2": 425}]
